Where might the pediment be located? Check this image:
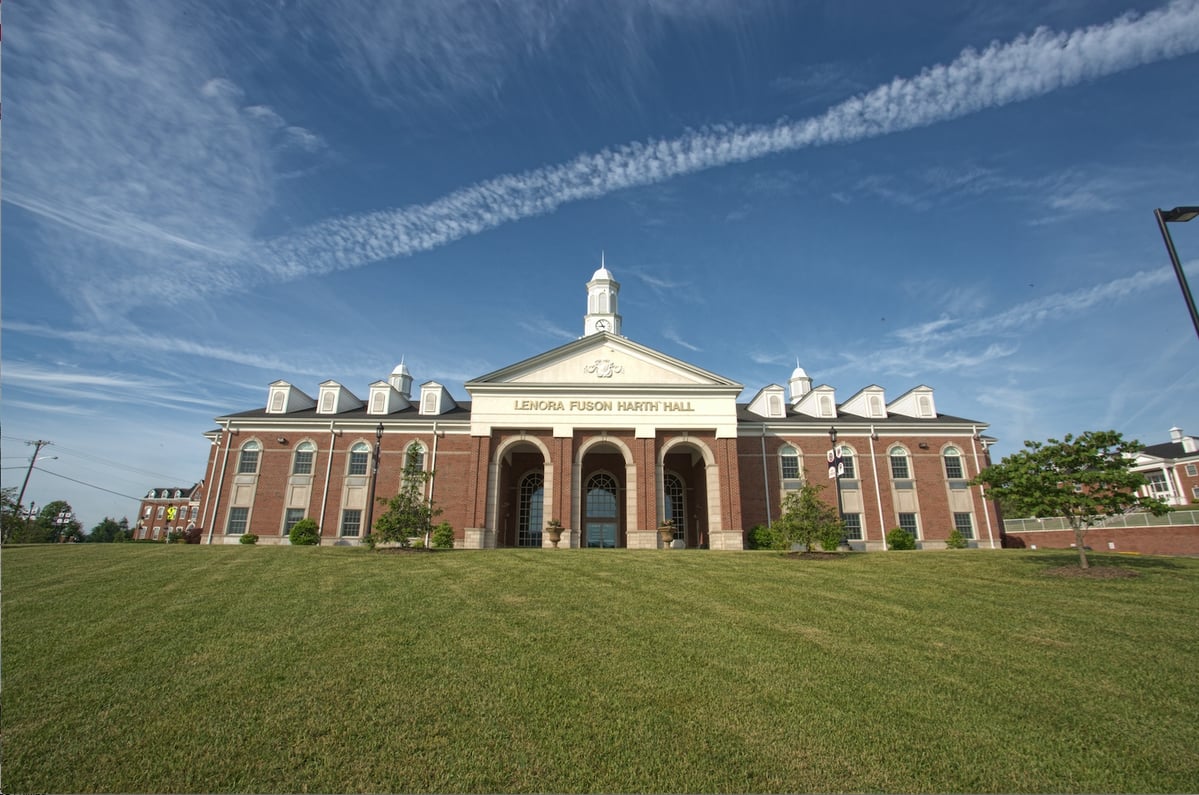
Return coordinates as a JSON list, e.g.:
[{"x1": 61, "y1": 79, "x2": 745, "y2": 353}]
[{"x1": 466, "y1": 333, "x2": 741, "y2": 391}]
